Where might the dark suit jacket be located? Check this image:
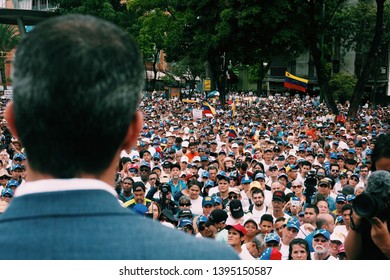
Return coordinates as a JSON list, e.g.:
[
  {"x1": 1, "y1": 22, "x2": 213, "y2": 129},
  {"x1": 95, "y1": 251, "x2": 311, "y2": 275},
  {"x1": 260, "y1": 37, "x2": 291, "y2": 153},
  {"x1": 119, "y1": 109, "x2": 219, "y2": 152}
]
[{"x1": 0, "y1": 189, "x2": 239, "y2": 260}]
